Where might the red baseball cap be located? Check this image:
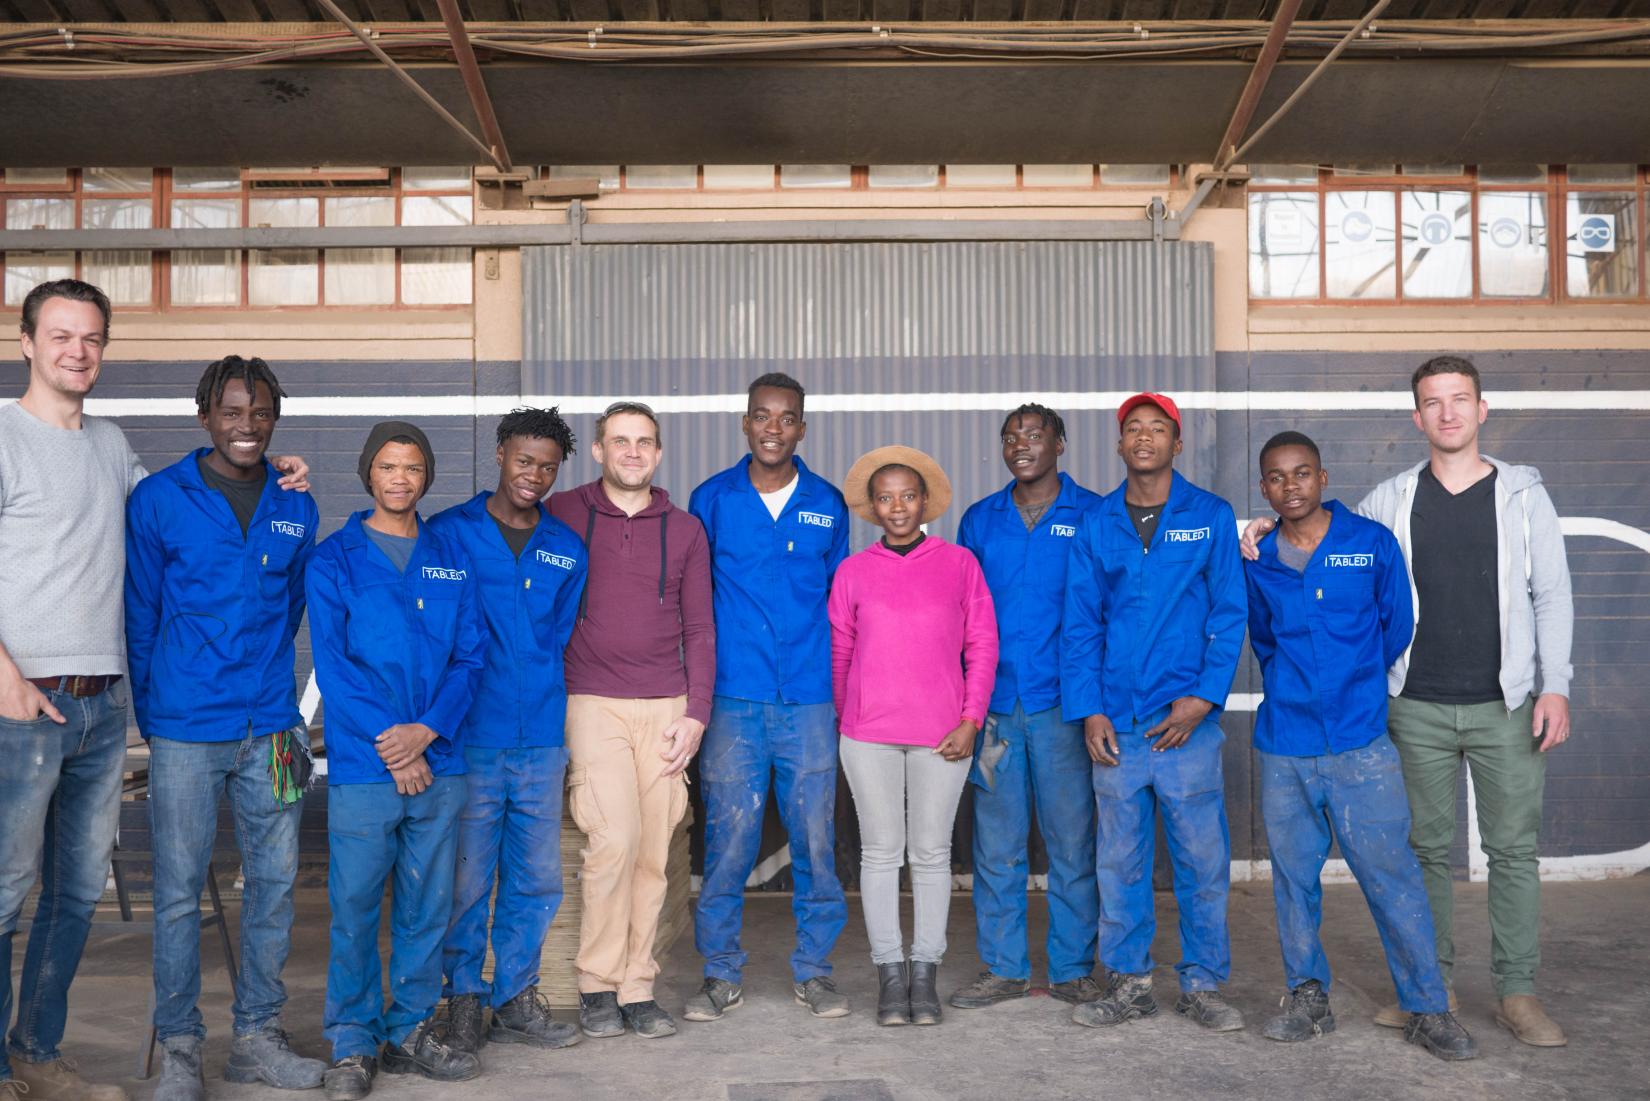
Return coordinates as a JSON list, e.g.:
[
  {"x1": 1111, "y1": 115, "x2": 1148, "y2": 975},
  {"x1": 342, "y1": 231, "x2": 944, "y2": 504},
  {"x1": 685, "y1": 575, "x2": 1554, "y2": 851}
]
[{"x1": 1117, "y1": 392, "x2": 1181, "y2": 432}]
